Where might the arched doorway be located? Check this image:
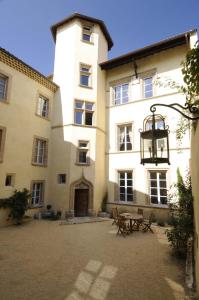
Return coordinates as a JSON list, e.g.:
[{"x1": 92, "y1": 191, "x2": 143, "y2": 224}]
[{"x1": 70, "y1": 176, "x2": 93, "y2": 217}]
